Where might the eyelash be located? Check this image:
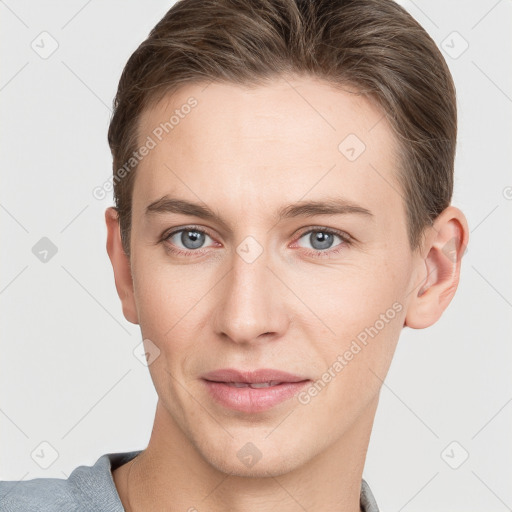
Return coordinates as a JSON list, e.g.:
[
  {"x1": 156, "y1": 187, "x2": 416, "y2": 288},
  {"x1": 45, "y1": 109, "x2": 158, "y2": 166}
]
[{"x1": 161, "y1": 225, "x2": 353, "y2": 259}]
